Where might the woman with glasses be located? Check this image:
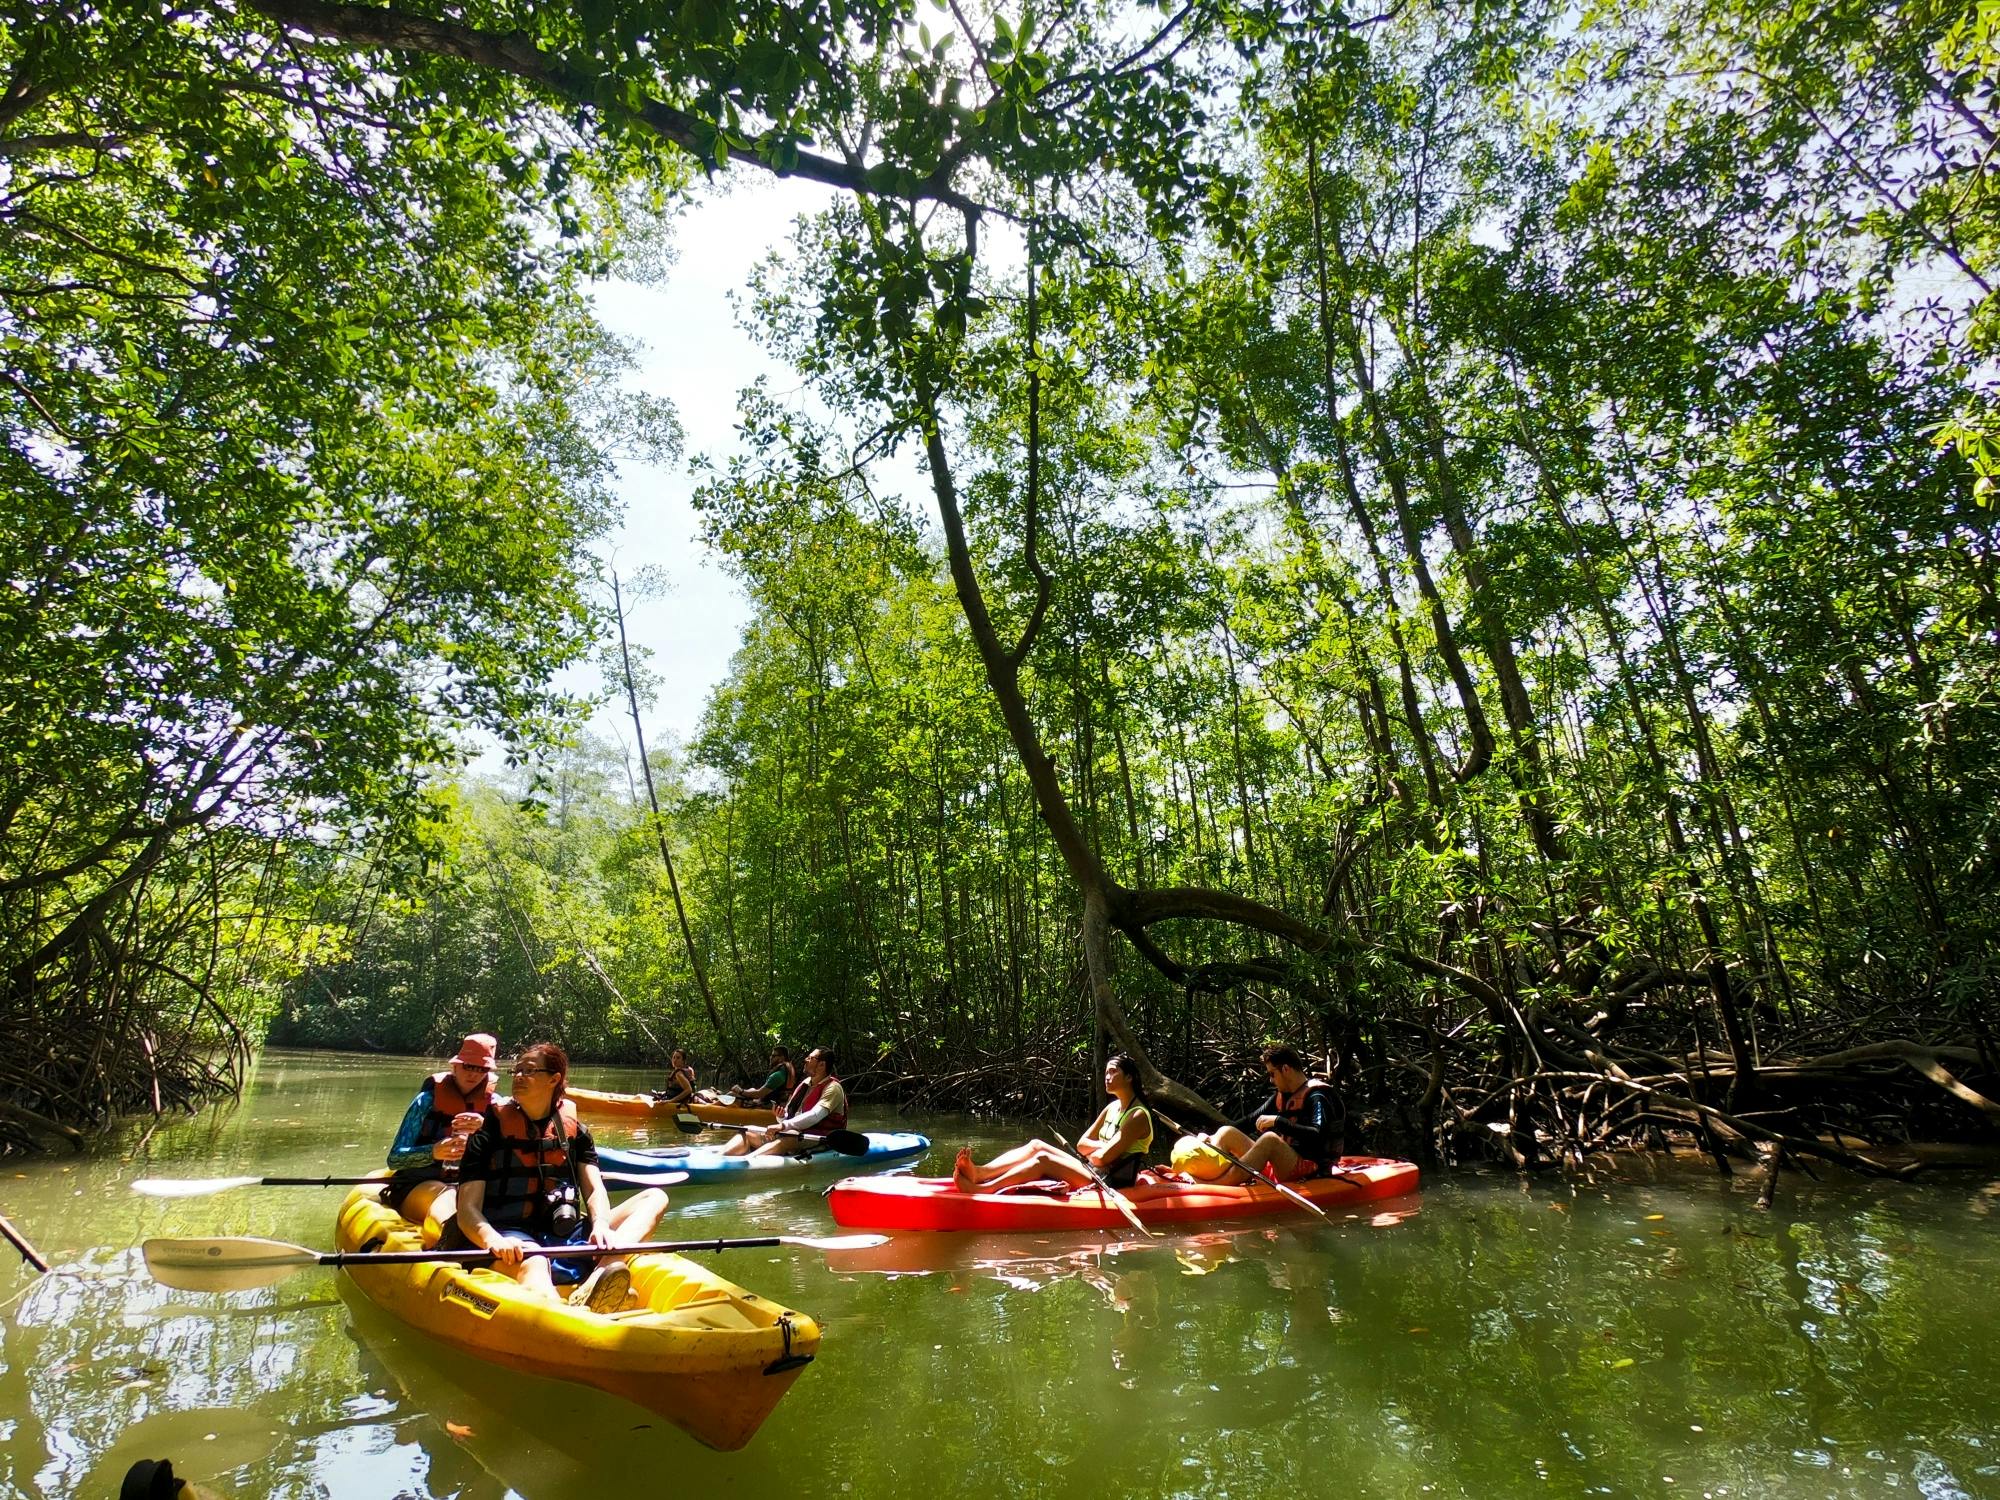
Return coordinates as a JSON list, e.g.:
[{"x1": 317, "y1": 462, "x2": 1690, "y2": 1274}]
[
  {"x1": 454, "y1": 1042, "x2": 670, "y2": 1313},
  {"x1": 381, "y1": 1032, "x2": 499, "y2": 1230},
  {"x1": 950, "y1": 1053, "x2": 1156, "y2": 1194}
]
